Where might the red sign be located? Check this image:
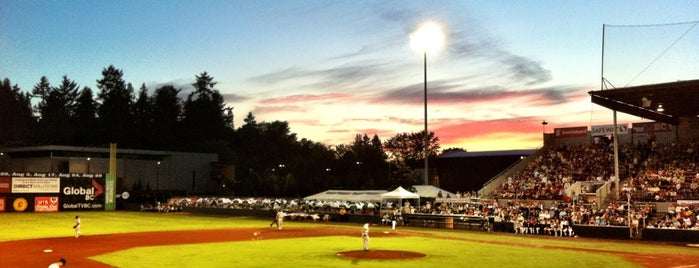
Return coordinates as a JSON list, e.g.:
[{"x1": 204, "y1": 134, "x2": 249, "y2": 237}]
[
  {"x1": 0, "y1": 177, "x2": 10, "y2": 193},
  {"x1": 554, "y1": 126, "x2": 588, "y2": 138},
  {"x1": 632, "y1": 122, "x2": 673, "y2": 133},
  {"x1": 0, "y1": 197, "x2": 5, "y2": 212},
  {"x1": 34, "y1": 196, "x2": 59, "y2": 212}
]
